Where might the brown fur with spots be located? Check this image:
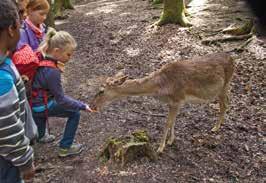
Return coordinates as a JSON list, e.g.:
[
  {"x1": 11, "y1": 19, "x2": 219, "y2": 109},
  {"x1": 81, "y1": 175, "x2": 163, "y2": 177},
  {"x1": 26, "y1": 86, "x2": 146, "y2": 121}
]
[{"x1": 91, "y1": 52, "x2": 235, "y2": 153}]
